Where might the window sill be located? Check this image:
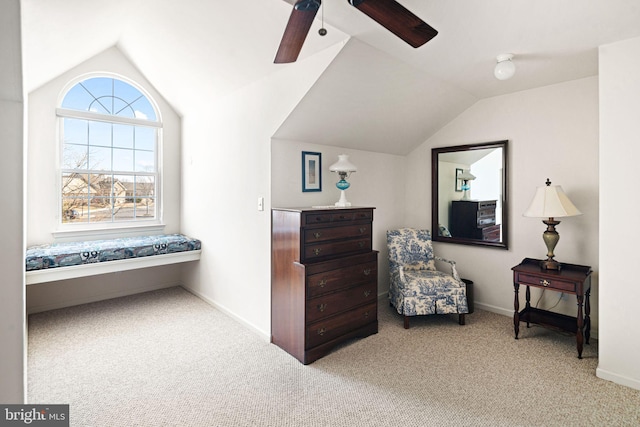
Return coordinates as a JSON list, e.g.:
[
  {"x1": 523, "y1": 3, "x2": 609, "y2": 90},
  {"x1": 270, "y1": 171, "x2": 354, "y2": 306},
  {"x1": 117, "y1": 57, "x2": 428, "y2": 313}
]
[{"x1": 52, "y1": 223, "x2": 166, "y2": 243}]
